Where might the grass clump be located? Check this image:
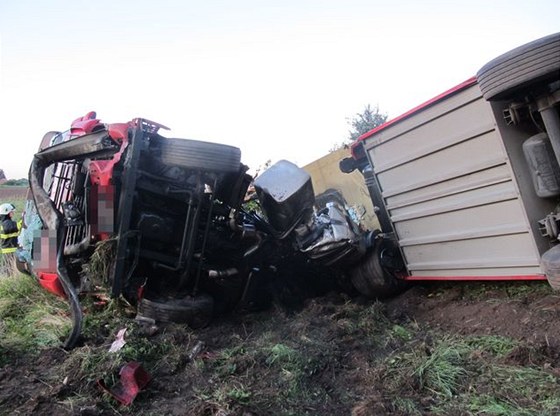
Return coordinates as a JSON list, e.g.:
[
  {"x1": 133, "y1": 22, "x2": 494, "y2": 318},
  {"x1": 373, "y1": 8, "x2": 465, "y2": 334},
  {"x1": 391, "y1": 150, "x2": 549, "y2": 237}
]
[
  {"x1": 455, "y1": 281, "x2": 552, "y2": 302},
  {"x1": 414, "y1": 339, "x2": 466, "y2": 398},
  {"x1": 465, "y1": 335, "x2": 518, "y2": 357},
  {"x1": 467, "y1": 394, "x2": 560, "y2": 416},
  {"x1": 390, "y1": 324, "x2": 414, "y2": 342},
  {"x1": 392, "y1": 397, "x2": 422, "y2": 415},
  {"x1": 207, "y1": 344, "x2": 252, "y2": 377},
  {"x1": 467, "y1": 395, "x2": 535, "y2": 416},
  {"x1": 193, "y1": 338, "x2": 259, "y2": 412},
  {"x1": 380, "y1": 333, "x2": 560, "y2": 415},
  {"x1": 265, "y1": 343, "x2": 304, "y2": 396},
  {"x1": 80, "y1": 296, "x2": 133, "y2": 339},
  {"x1": 385, "y1": 336, "x2": 467, "y2": 398},
  {"x1": 357, "y1": 300, "x2": 390, "y2": 331},
  {"x1": 479, "y1": 365, "x2": 560, "y2": 411},
  {"x1": 87, "y1": 238, "x2": 117, "y2": 287},
  {"x1": 227, "y1": 386, "x2": 251, "y2": 404},
  {"x1": 0, "y1": 273, "x2": 70, "y2": 360},
  {"x1": 60, "y1": 344, "x2": 120, "y2": 386},
  {"x1": 266, "y1": 343, "x2": 299, "y2": 367}
]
